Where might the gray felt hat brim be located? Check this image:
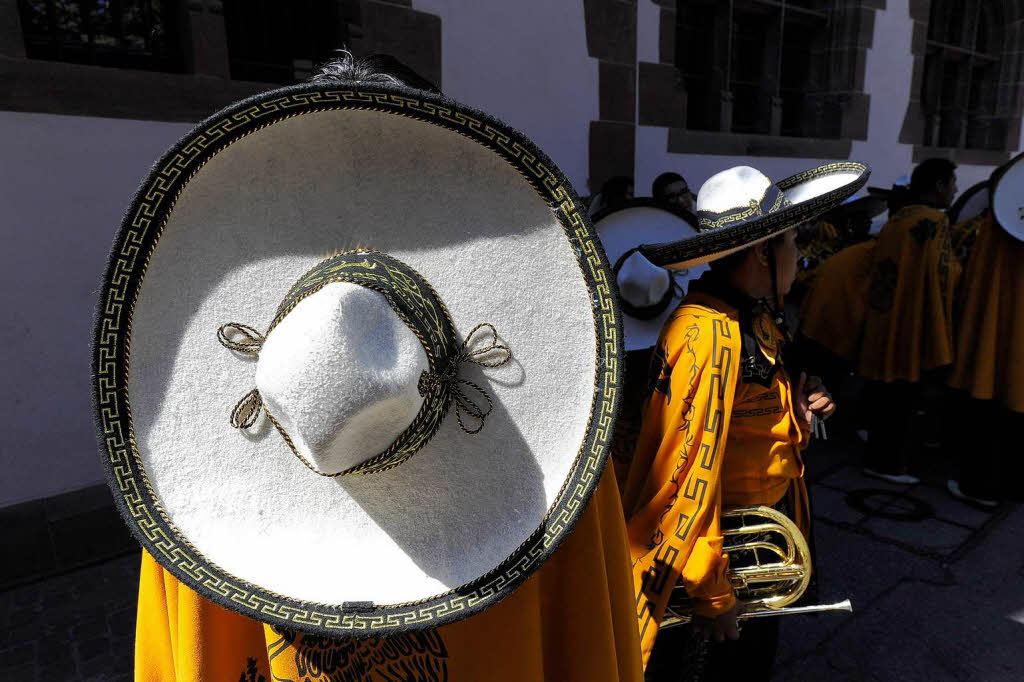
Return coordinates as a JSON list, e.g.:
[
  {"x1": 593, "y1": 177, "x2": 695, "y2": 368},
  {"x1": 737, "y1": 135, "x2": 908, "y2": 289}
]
[
  {"x1": 989, "y1": 151, "x2": 1024, "y2": 242},
  {"x1": 948, "y1": 180, "x2": 989, "y2": 225}
]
